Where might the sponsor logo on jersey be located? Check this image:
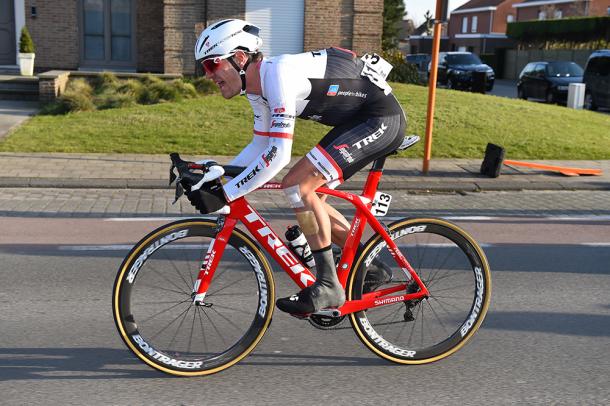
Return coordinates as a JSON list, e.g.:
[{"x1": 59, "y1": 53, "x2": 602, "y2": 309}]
[
  {"x1": 236, "y1": 165, "x2": 261, "y2": 188},
  {"x1": 337, "y1": 90, "x2": 367, "y2": 98},
  {"x1": 352, "y1": 123, "x2": 388, "y2": 149},
  {"x1": 262, "y1": 146, "x2": 277, "y2": 167},
  {"x1": 272, "y1": 113, "x2": 295, "y2": 119},
  {"x1": 308, "y1": 115, "x2": 323, "y2": 122},
  {"x1": 333, "y1": 144, "x2": 349, "y2": 150},
  {"x1": 334, "y1": 144, "x2": 354, "y2": 163},
  {"x1": 327, "y1": 85, "x2": 340, "y2": 96},
  {"x1": 271, "y1": 120, "x2": 292, "y2": 129},
  {"x1": 274, "y1": 107, "x2": 285, "y2": 113}
]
